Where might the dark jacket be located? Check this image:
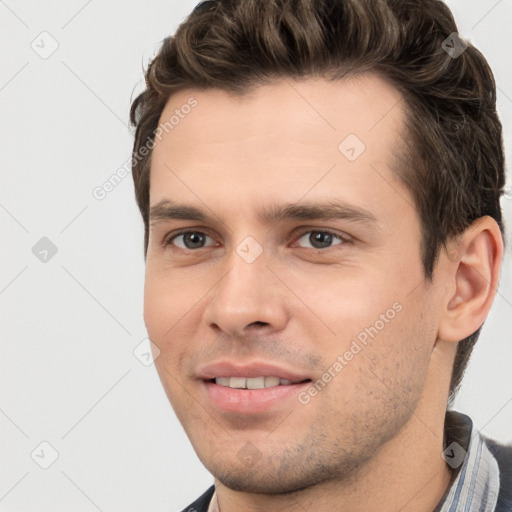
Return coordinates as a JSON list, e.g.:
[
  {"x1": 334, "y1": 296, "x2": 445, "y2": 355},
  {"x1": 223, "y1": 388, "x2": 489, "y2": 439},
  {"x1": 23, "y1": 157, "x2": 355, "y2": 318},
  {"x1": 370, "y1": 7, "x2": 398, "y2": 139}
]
[
  {"x1": 485, "y1": 436, "x2": 512, "y2": 511},
  {"x1": 180, "y1": 485, "x2": 214, "y2": 512}
]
